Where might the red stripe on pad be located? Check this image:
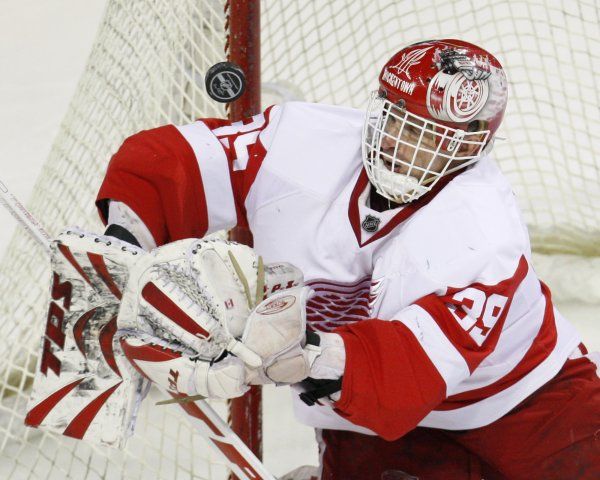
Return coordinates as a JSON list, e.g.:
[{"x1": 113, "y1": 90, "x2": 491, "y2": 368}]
[
  {"x1": 63, "y1": 382, "x2": 122, "y2": 439},
  {"x1": 120, "y1": 337, "x2": 182, "y2": 362},
  {"x1": 99, "y1": 316, "x2": 122, "y2": 378},
  {"x1": 212, "y1": 438, "x2": 264, "y2": 478},
  {"x1": 58, "y1": 244, "x2": 92, "y2": 286},
  {"x1": 119, "y1": 337, "x2": 182, "y2": 380},
  {"x1": 142, "y1": 282, "x2": 210, "y2": 338},
  {"x1": 25, "y1": 377, "x2": 86, "y2": 427},
  {"x1": 87, "y1": 253, "x2": 122, "y2": 299},
  {"x1": 73, "y1": 308, "x2": 97, "y2": 358},
  {"x1": 171, "y1": 392, "x2": 268, "y2": 475}
]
